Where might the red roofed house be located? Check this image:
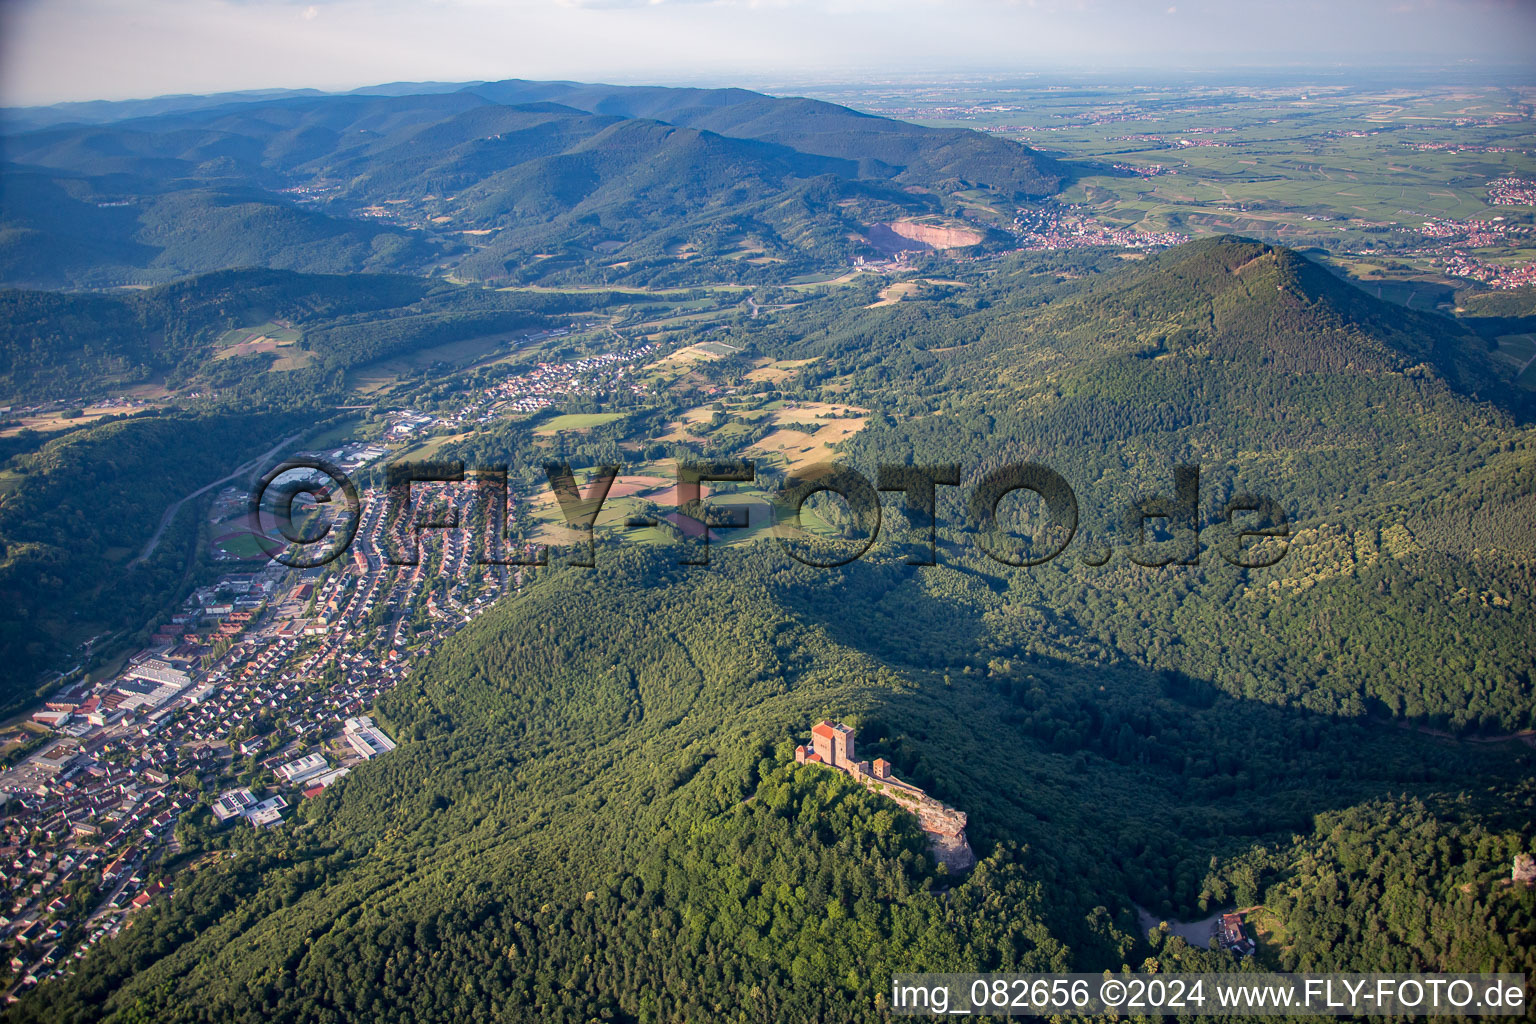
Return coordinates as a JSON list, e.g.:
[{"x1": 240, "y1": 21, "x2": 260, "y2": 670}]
[{"x1": 1218, "y1": 913, "x2": 1255, "y2": 956}]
